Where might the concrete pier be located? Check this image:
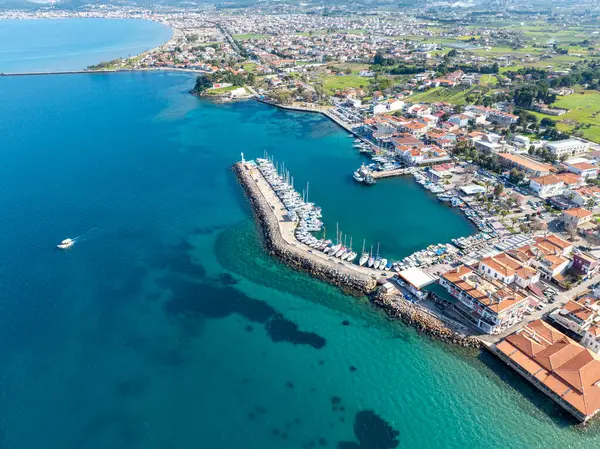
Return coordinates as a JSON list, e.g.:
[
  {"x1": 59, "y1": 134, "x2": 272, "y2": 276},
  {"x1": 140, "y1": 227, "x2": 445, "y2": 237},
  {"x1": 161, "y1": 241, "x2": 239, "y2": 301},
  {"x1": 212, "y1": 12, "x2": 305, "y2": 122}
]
[{"x1": 370, "y1": 168, "x2": 411, "y2": 179}]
